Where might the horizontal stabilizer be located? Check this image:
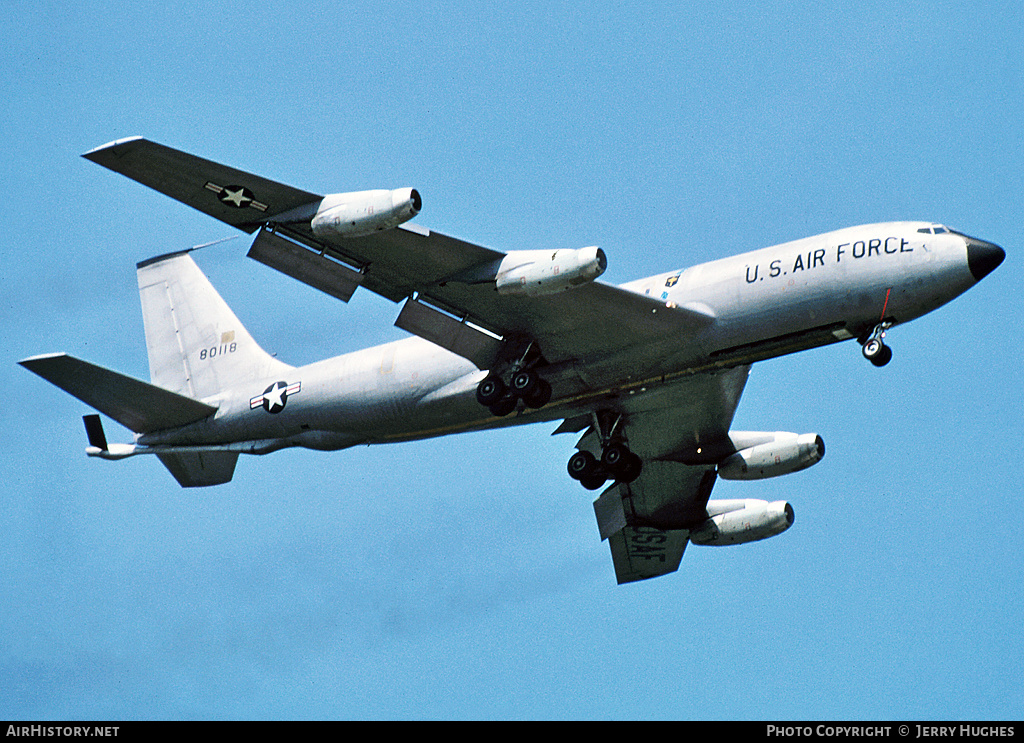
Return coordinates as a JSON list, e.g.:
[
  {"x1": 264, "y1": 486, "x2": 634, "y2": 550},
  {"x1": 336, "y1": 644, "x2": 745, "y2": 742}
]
[{"x1": 19, "y1": 353, "x2": 216, "y2": 433}]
